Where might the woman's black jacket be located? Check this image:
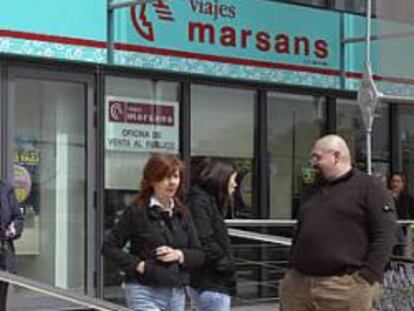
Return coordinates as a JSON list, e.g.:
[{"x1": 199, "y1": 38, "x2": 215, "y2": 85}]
[
  {"x1": 187, "y1": 186, "x2": 236, "y2": 295},
  {"x1": 394, "y1": 192, "x2": 414, "y2": 248},
  {"x1": 102, "y1": 202, "x2": 204, "y2": 287},
  {"x1": 395, "y1": 192, "x2": 414, "y2": 219}
]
